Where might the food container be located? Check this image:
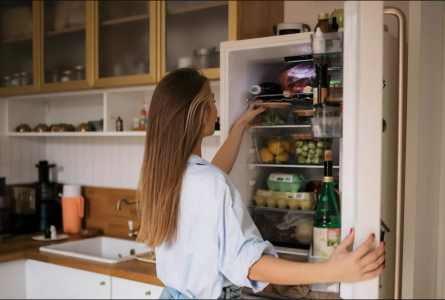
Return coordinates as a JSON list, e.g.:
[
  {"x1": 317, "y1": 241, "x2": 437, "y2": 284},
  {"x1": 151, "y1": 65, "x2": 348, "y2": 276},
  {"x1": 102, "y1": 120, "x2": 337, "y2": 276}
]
[
  {"x1": 61, "y1": 70, "x2": 73, "y2": 82},
  {"x1": 193, "y1": 47, "x2": 210, "y2": 69},
  {"x1": 254, "y1": 102, "x2": 291, "y2": 126},
  {"x1": 254, "y1": 136, "x2": 296, "y2": 164},
  {"x1": 251, "y1": 206, "x2": 315, "y2": 248},
  {"x1": 291, "y1": 134, "x2": 332, "y2": 165},
  {"x1": 267, "y1": 173, "x2": 307, "y2": 193},
  {"x1": 292, "y1": 110, "x2": 313, "y2": 125},
  {"x1": 253, "y1": 190, "x2": 317, "y2": 211}
]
